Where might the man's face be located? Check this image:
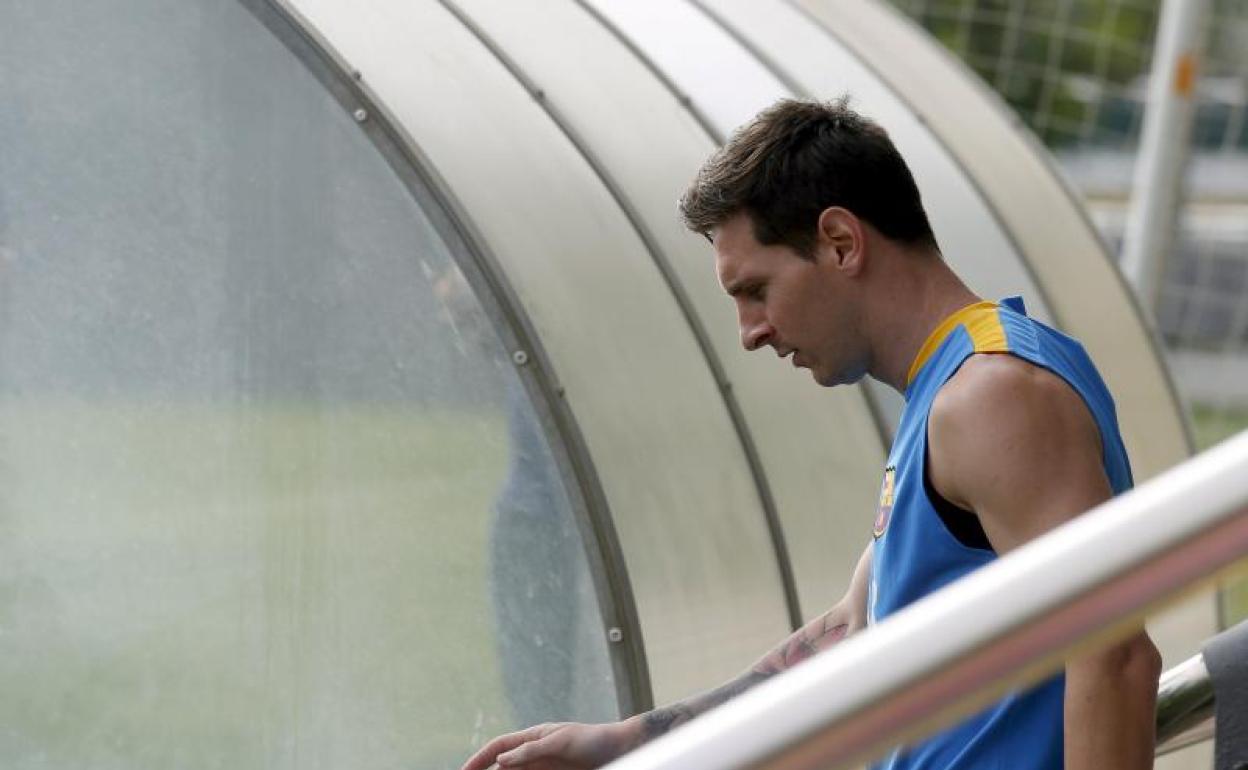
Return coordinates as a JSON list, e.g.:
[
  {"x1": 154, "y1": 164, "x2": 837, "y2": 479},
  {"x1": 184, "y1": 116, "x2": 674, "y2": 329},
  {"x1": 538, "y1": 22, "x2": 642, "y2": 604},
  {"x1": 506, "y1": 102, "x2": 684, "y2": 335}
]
[{"x1": 713, "y1": 212, "x2": 867, "y2": 387}]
